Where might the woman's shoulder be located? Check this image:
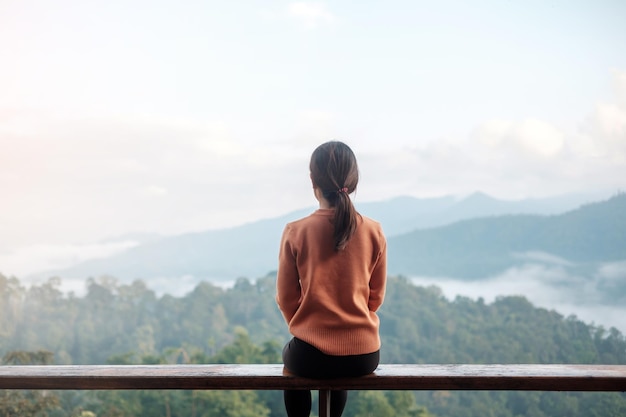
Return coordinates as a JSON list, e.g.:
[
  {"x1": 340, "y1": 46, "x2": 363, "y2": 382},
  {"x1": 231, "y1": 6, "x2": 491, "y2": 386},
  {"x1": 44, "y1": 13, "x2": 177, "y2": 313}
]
[
  {"x1": 356, "y1": 214, "x2": 384, "y2": 238},
  {"x1": 359, "y1": 213, "x2": 383, "y2": 229},
  {"x1": 285, "y1": 209, "x2": 332, "y2": 229}
]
